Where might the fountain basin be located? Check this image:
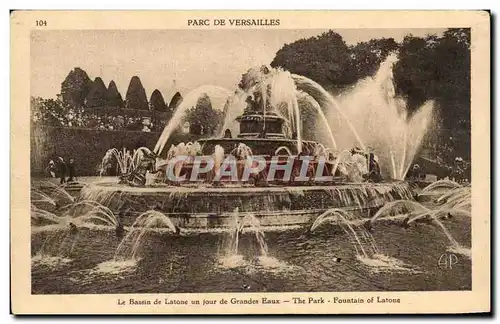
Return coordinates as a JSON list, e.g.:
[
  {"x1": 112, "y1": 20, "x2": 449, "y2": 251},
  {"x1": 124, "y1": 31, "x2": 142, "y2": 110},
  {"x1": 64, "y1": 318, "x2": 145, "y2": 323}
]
[
  {"x1": 79, "y1": 181, "x2": 415, "y2": 229},
  {"x1": 198, "y1": 138, "x2": 320, "y2": 156},
  {"x1": 156, "y1": 154, "x2": 341, "y2": 186}
]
